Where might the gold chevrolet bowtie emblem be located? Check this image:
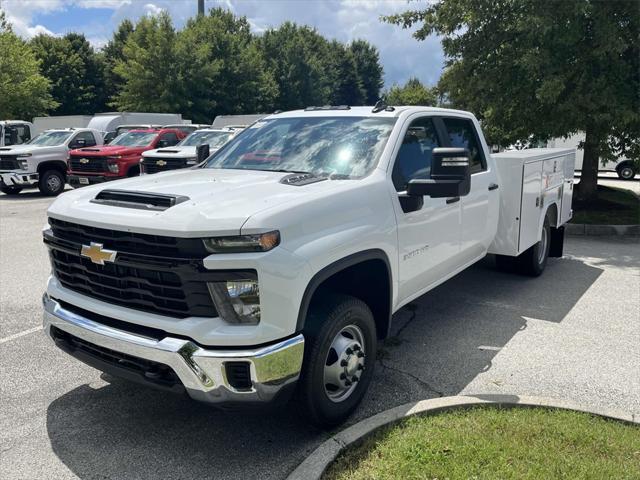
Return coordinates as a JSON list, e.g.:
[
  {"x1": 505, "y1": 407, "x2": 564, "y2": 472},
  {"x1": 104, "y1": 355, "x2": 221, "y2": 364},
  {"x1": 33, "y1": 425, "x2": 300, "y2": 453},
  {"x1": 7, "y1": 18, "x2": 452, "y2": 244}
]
[
  {"x1": 79, "y1": 158, "x2": 90, "y2": 164},
  {"x1": 156, "y1": 160, "x2": 167, "y2": 166},
  {"x1": 81, "y1": 242, "x2": 117, "y2": 265}
]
